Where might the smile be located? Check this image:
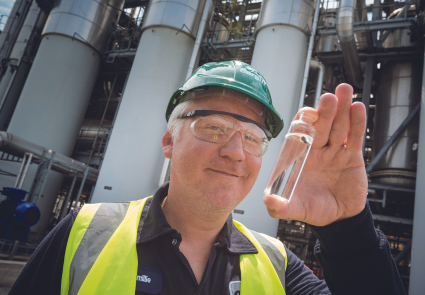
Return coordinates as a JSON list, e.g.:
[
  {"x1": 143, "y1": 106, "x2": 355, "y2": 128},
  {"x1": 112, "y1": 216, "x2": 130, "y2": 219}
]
[{"x1": 209, "y1": 169, "x2": 240, "y2": 178}]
